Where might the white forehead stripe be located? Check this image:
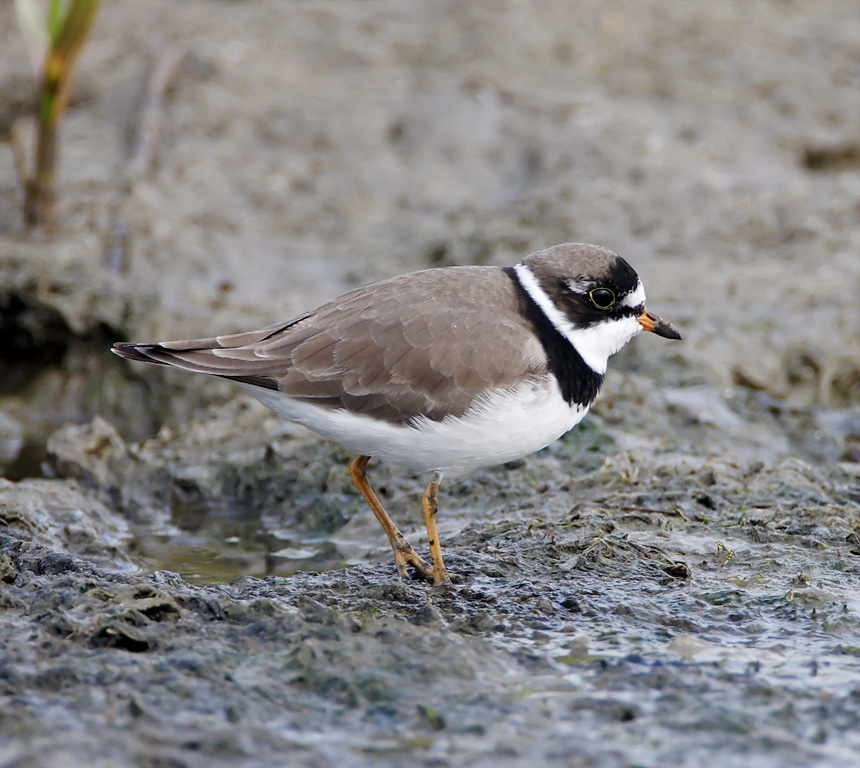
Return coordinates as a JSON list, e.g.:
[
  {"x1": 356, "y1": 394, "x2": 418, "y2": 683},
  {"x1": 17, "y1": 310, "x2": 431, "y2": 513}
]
[
  {"x1": 621, "y1": 281, "x2": 646, "y2": 308},
  {"x1": 513, "y1": 263, "x2": 643, "y2": 375},
  {"x1": 565, "y1": 278, "x2": 591, "y2": 294},
  {"x1": 566, "y1": 278, "x2": 646, "y2": 309}
]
